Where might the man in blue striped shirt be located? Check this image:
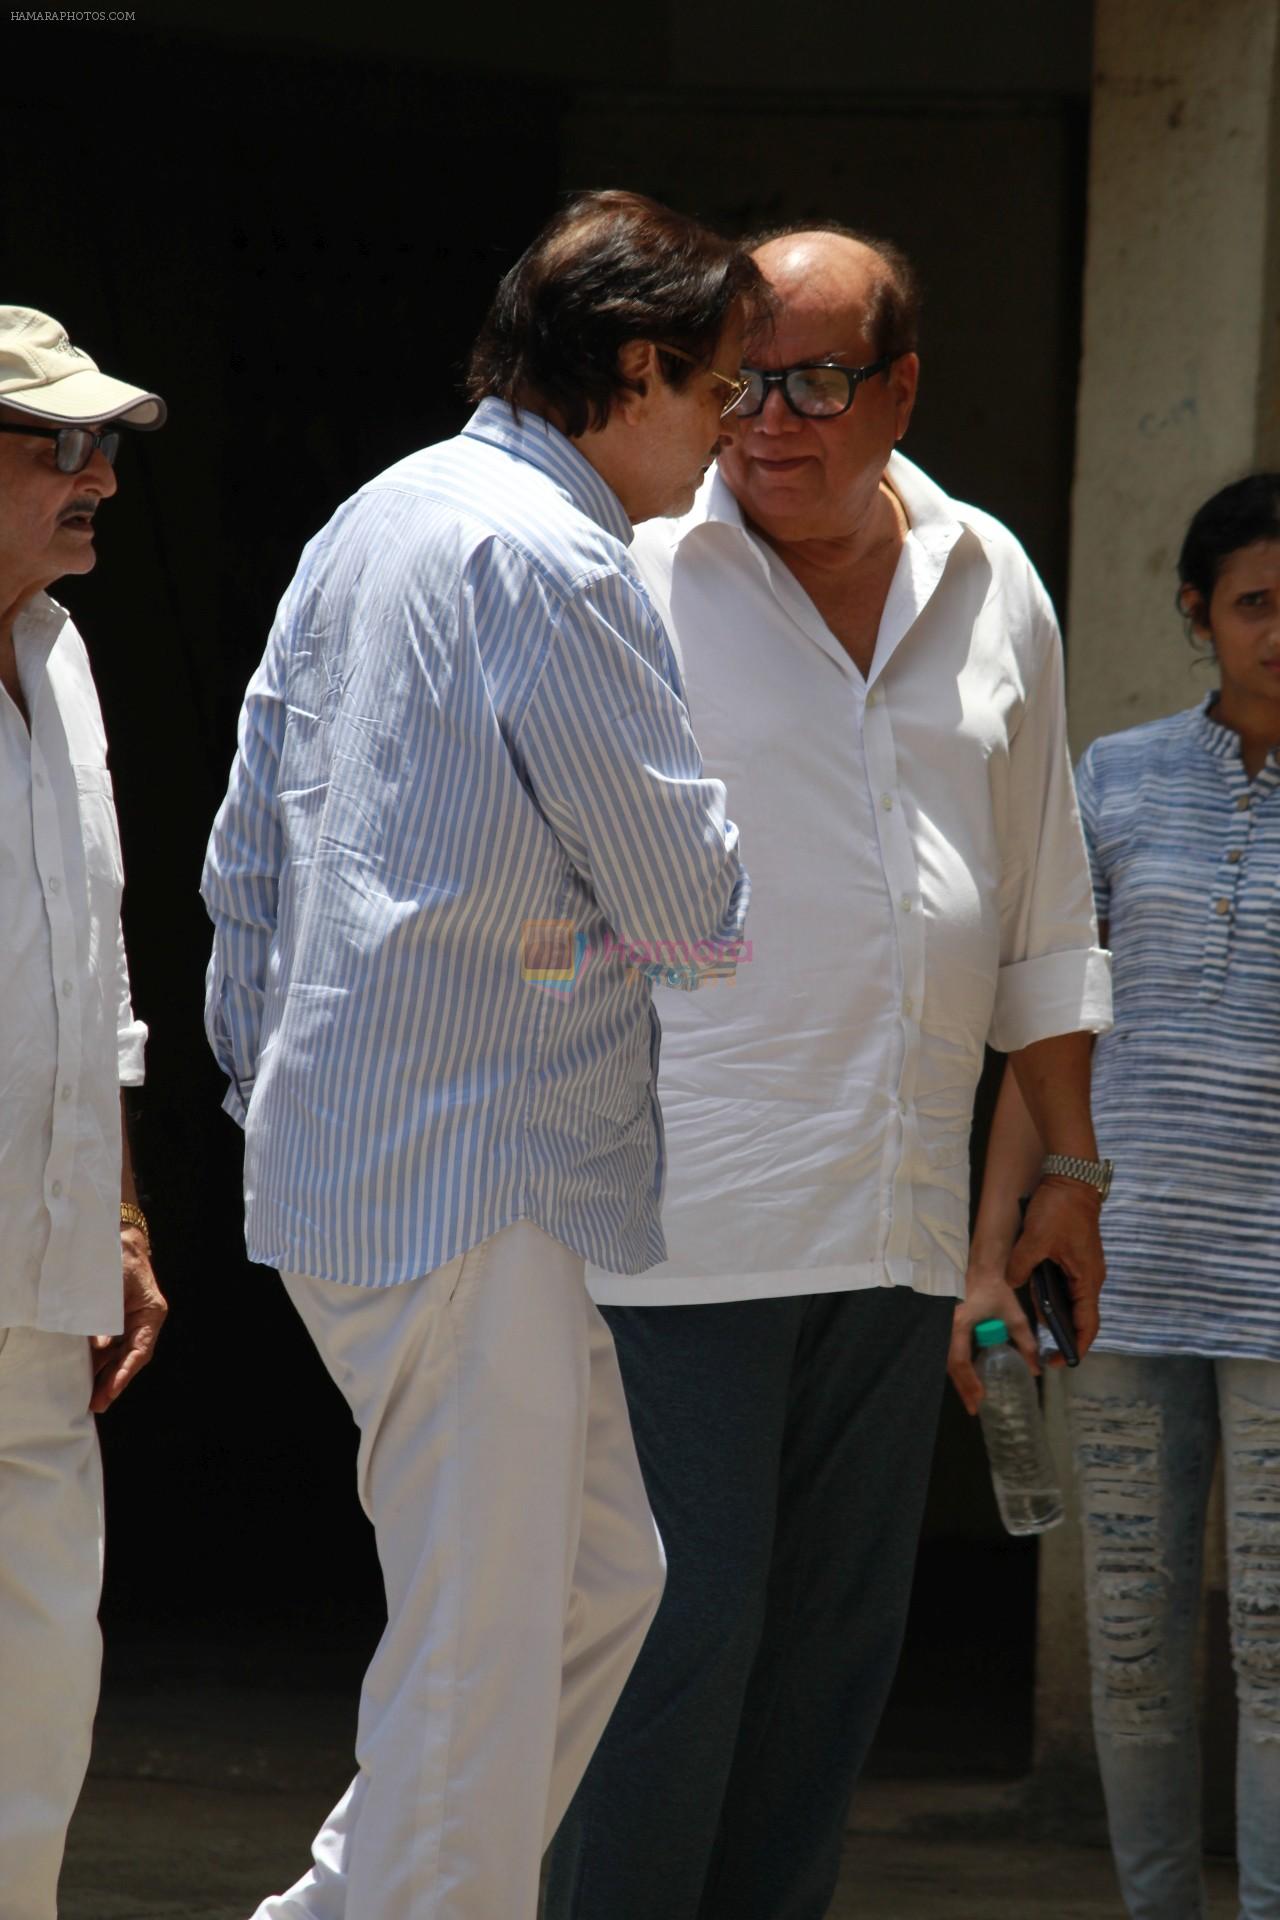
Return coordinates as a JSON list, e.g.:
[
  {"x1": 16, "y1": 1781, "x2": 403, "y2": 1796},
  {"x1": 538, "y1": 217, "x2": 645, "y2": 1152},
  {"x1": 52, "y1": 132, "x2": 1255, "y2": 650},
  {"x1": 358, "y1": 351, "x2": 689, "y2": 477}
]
[{"x1": 201, "y1": 191, "x2": 764, "y2": 1920}]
